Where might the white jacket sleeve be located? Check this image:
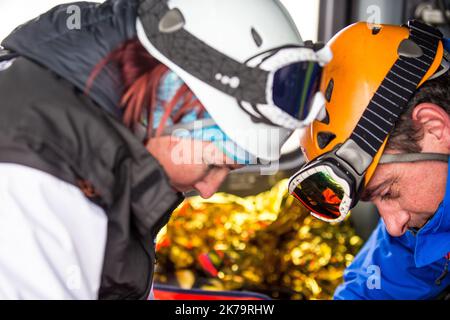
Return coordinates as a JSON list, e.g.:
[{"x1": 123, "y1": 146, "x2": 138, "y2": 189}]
[{"x1": 0, "y1": 163, "x2": 108, "y2": 300}]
